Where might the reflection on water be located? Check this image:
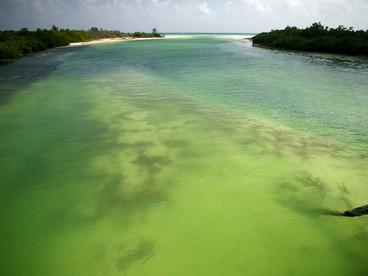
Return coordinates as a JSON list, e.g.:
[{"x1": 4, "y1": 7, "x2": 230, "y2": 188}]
[{"x1": 0, "y1": 37, "x2": 368, "y2": 275}]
